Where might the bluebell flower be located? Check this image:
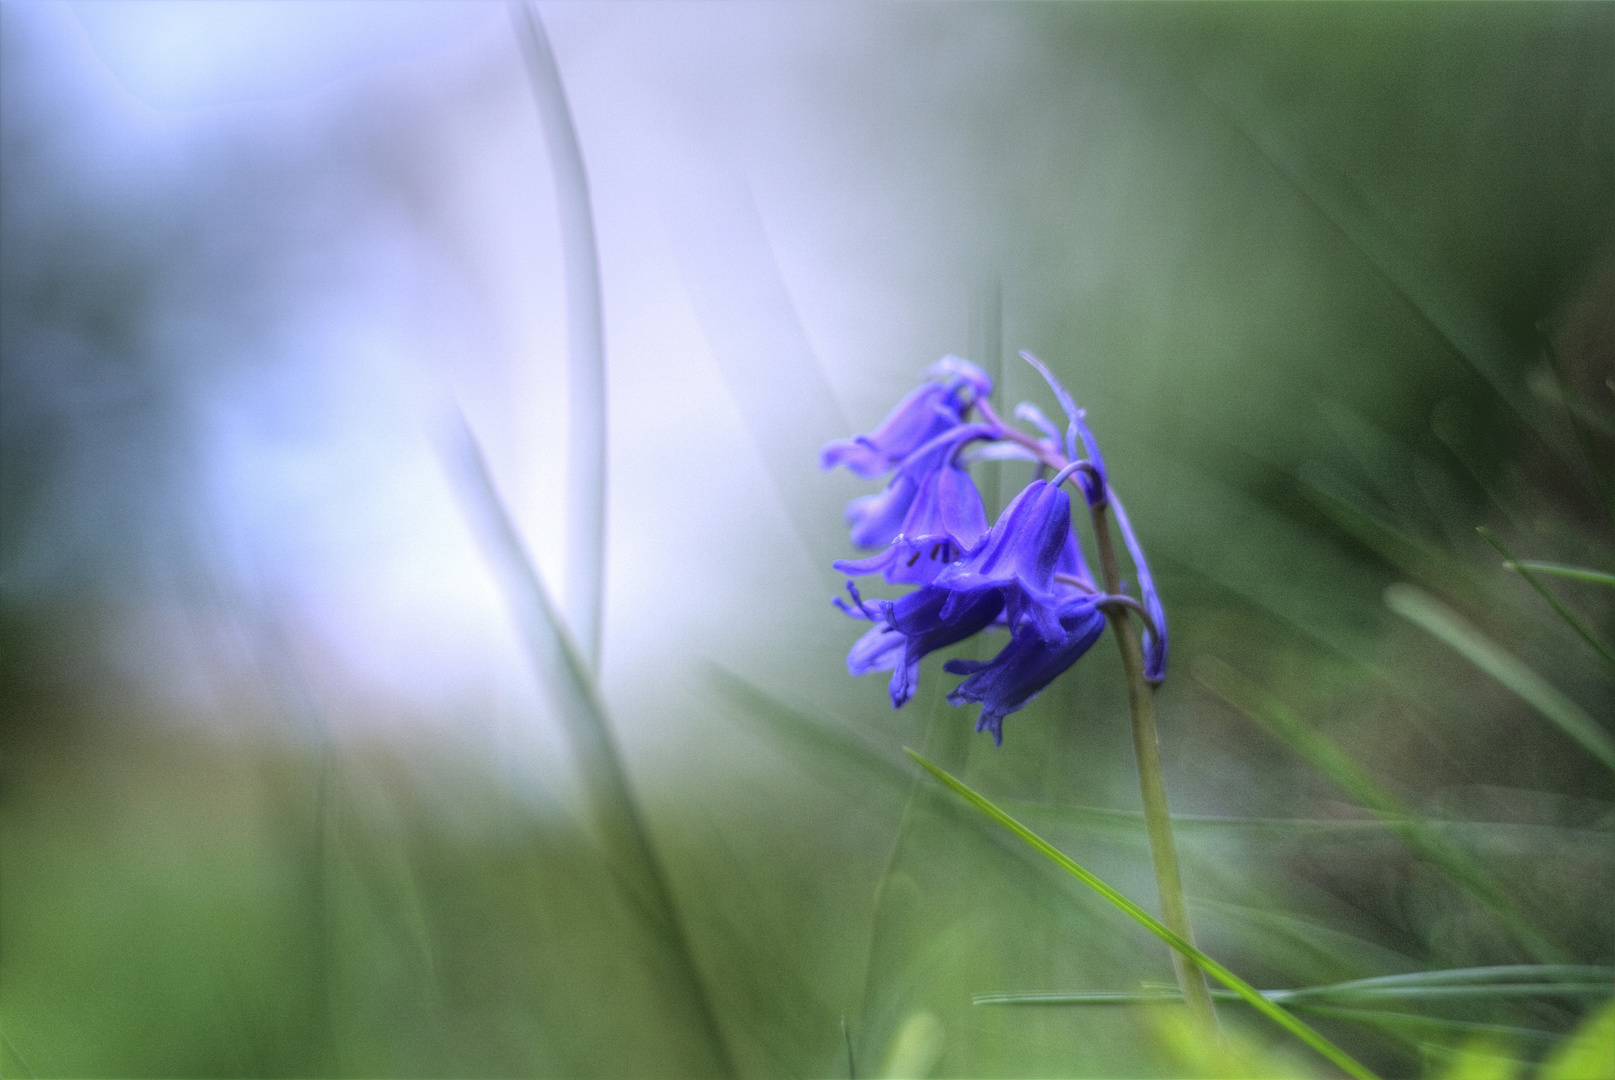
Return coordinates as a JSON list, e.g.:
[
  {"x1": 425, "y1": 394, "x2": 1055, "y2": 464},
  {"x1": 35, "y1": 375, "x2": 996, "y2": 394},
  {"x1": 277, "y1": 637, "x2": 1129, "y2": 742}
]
[
  {"x1": 836, "y1": 583, "x2": 1005, "y2": 707},
  {"x1": 826, "y1": 350, "x2": 1167, "y2": 741},
  {"x1": 929, "y1": 477, "x2": 1074, "y2": 645},
  {"x1": 820, "y1": 357, "x2": 993, "y2": 478},
  {"x1": 839, "y1": 419, "x2": 988, "y2": 555},
  {"x1": 835, "y1": 424, "x2": 993, "y2": 583},
  {"x1": 944, "y1": 596, "x2": 1109, "y2": 745}
]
